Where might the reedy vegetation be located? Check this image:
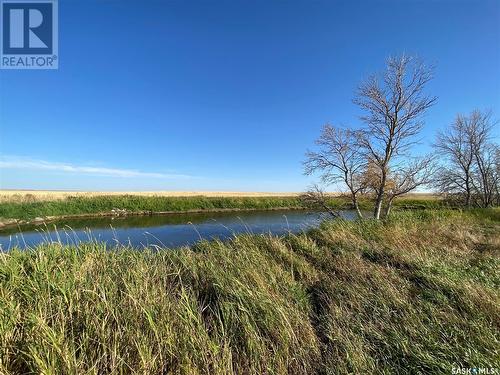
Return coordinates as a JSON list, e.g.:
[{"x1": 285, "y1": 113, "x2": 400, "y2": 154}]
[
  {"x1": 0, "y1": 196, "x2": 304, "y2": 222},
  {"x1": 0, "y1": 194, "x2": 444, "y2": 223},
  {"x1": 0, "y1": 209, "x2": 498, "y2": 374}
]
